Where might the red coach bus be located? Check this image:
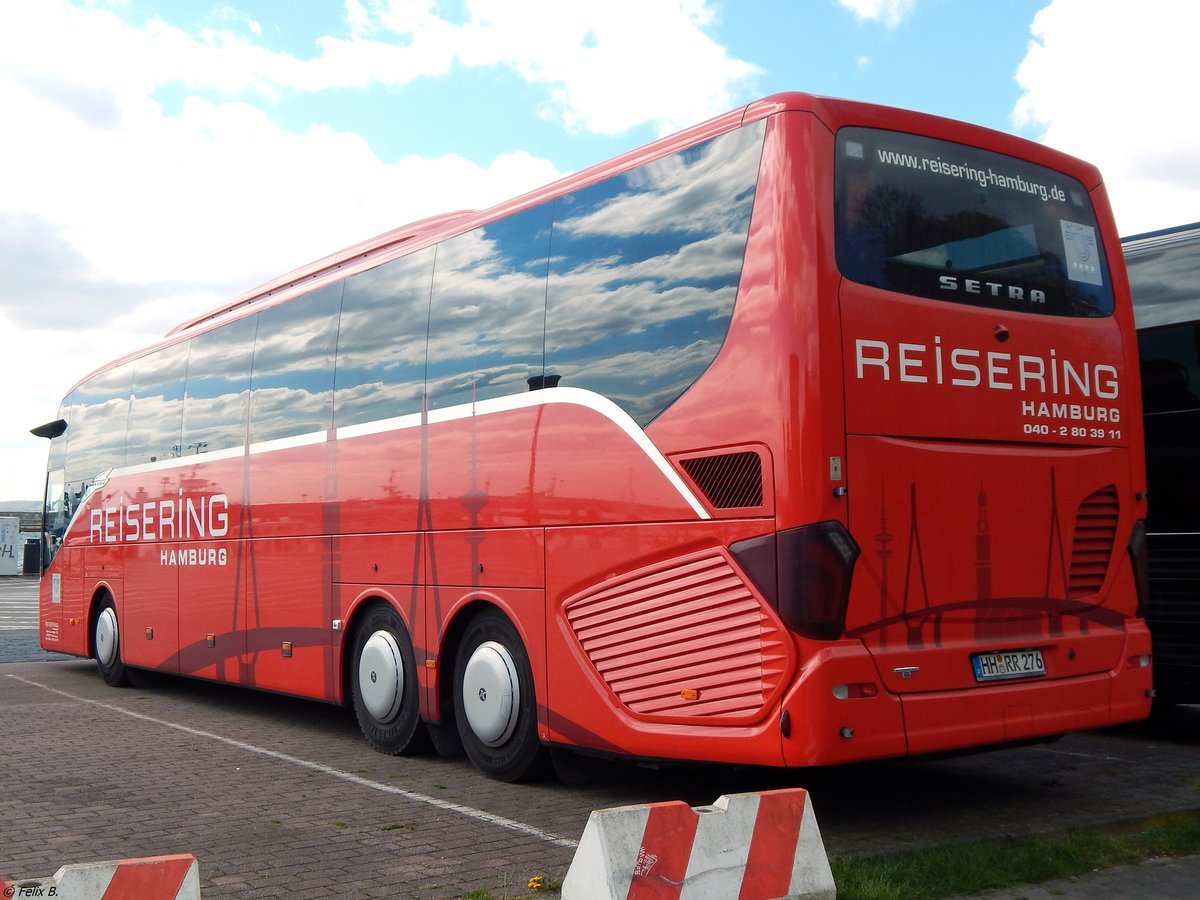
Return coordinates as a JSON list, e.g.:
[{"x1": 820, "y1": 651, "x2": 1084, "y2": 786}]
[{"x1": 33, "y1": 92, "x2": 1153, "y2": 780}]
